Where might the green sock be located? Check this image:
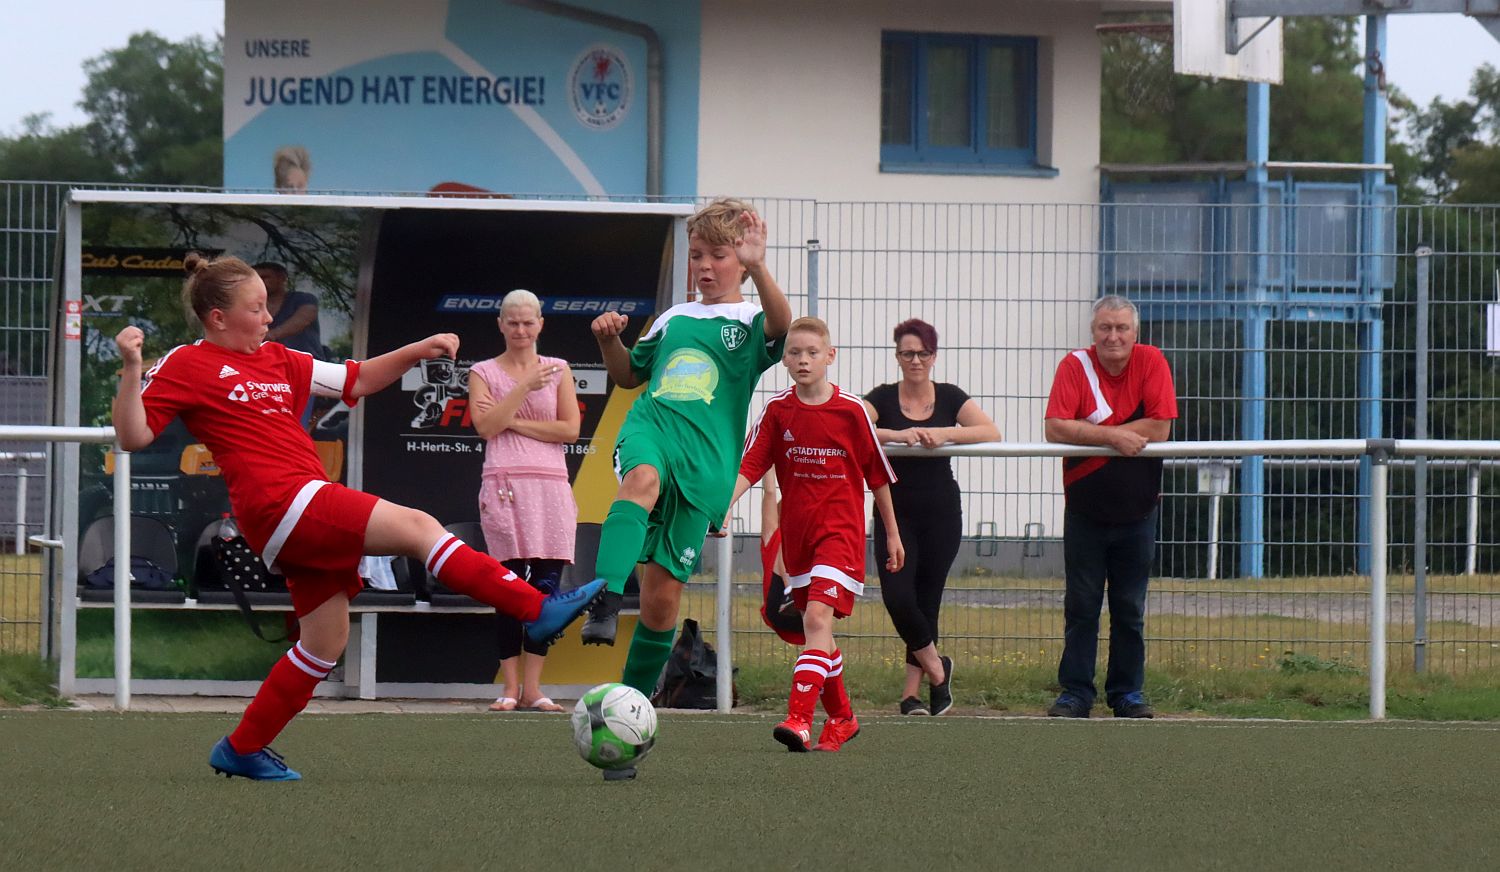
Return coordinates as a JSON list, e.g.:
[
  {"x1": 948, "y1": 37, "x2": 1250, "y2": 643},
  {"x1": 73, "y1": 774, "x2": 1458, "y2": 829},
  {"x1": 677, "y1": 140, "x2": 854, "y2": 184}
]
[
  {"x1": 596, "y1": 500, "x2": 649, "y2": 595},
  {"x1": 621, "y1": 623, "x2": 676, "y2": 696}
]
